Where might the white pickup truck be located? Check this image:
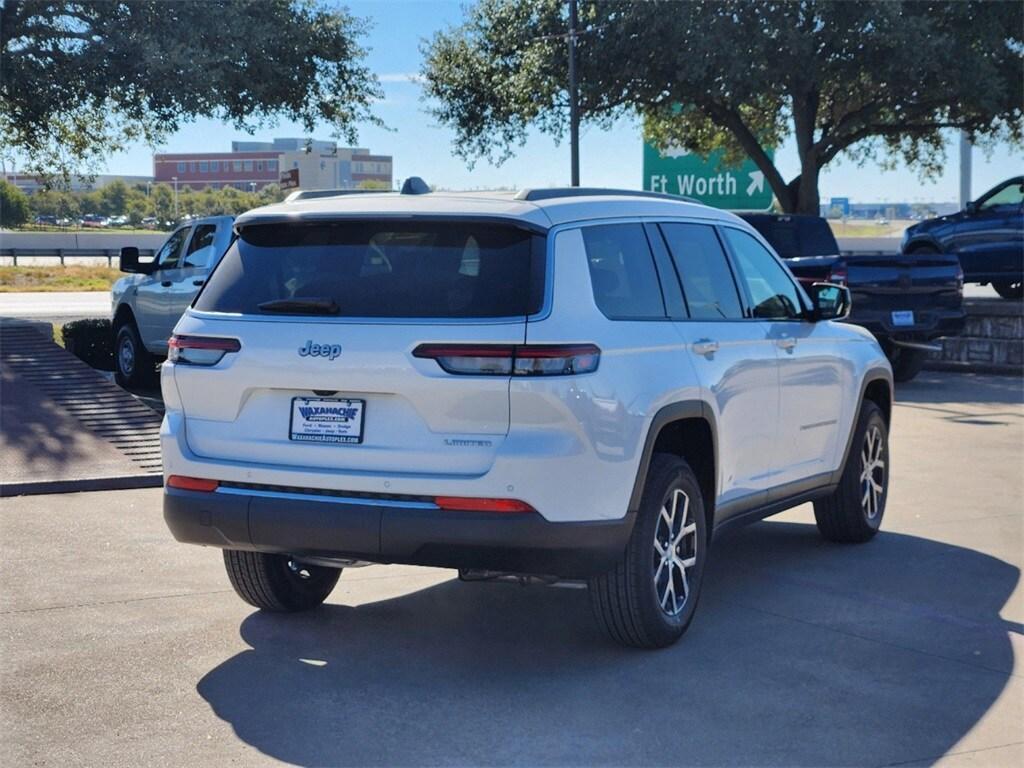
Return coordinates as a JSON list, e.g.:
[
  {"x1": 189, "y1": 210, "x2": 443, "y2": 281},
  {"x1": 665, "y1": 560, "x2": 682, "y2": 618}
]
[{"x1": 112, "y1": 215, "x2": 234, "y2": 386}]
